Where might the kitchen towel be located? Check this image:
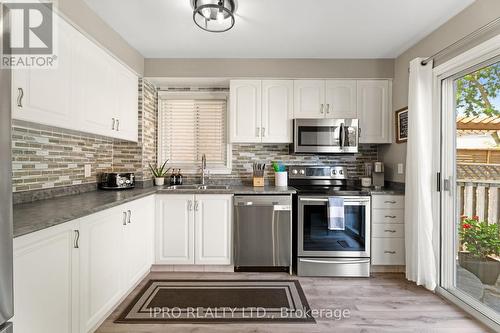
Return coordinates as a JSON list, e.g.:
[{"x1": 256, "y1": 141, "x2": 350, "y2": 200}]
[{"x1": 327, "y1": 197, "x2": 345, "y2": 230}]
